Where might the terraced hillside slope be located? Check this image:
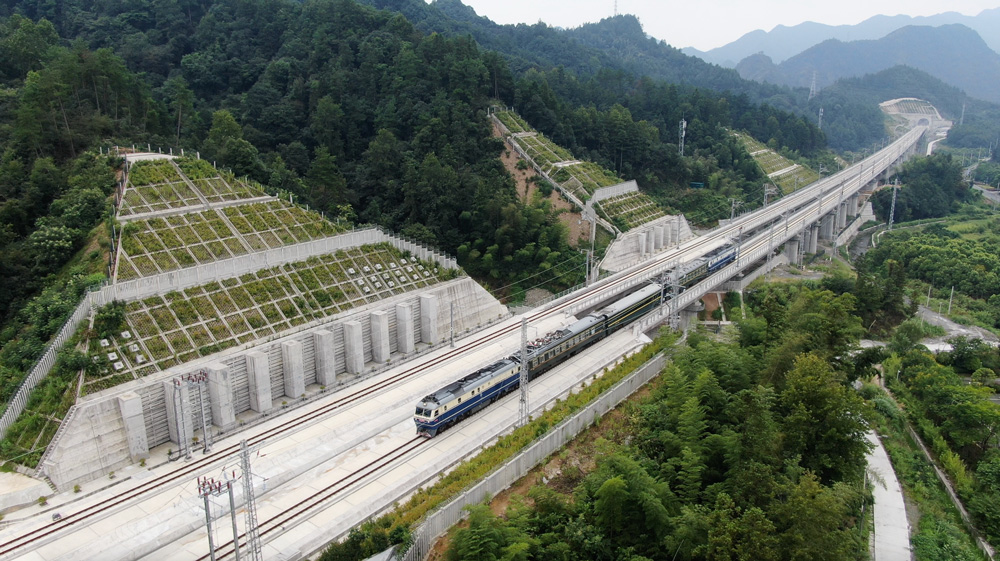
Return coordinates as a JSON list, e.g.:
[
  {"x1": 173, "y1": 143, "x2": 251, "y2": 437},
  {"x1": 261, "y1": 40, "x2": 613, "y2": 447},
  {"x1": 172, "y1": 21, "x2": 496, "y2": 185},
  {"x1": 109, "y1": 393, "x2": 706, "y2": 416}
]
[
  {"x1": 492, "y1": 109, "x2": 666, "y2": 231},
  {"x1": 4, "y1": 153, "x2": 511, "y2": 486},
  {"x1": 734, "y1": 132, "x2": 821, "y2": 194}
]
